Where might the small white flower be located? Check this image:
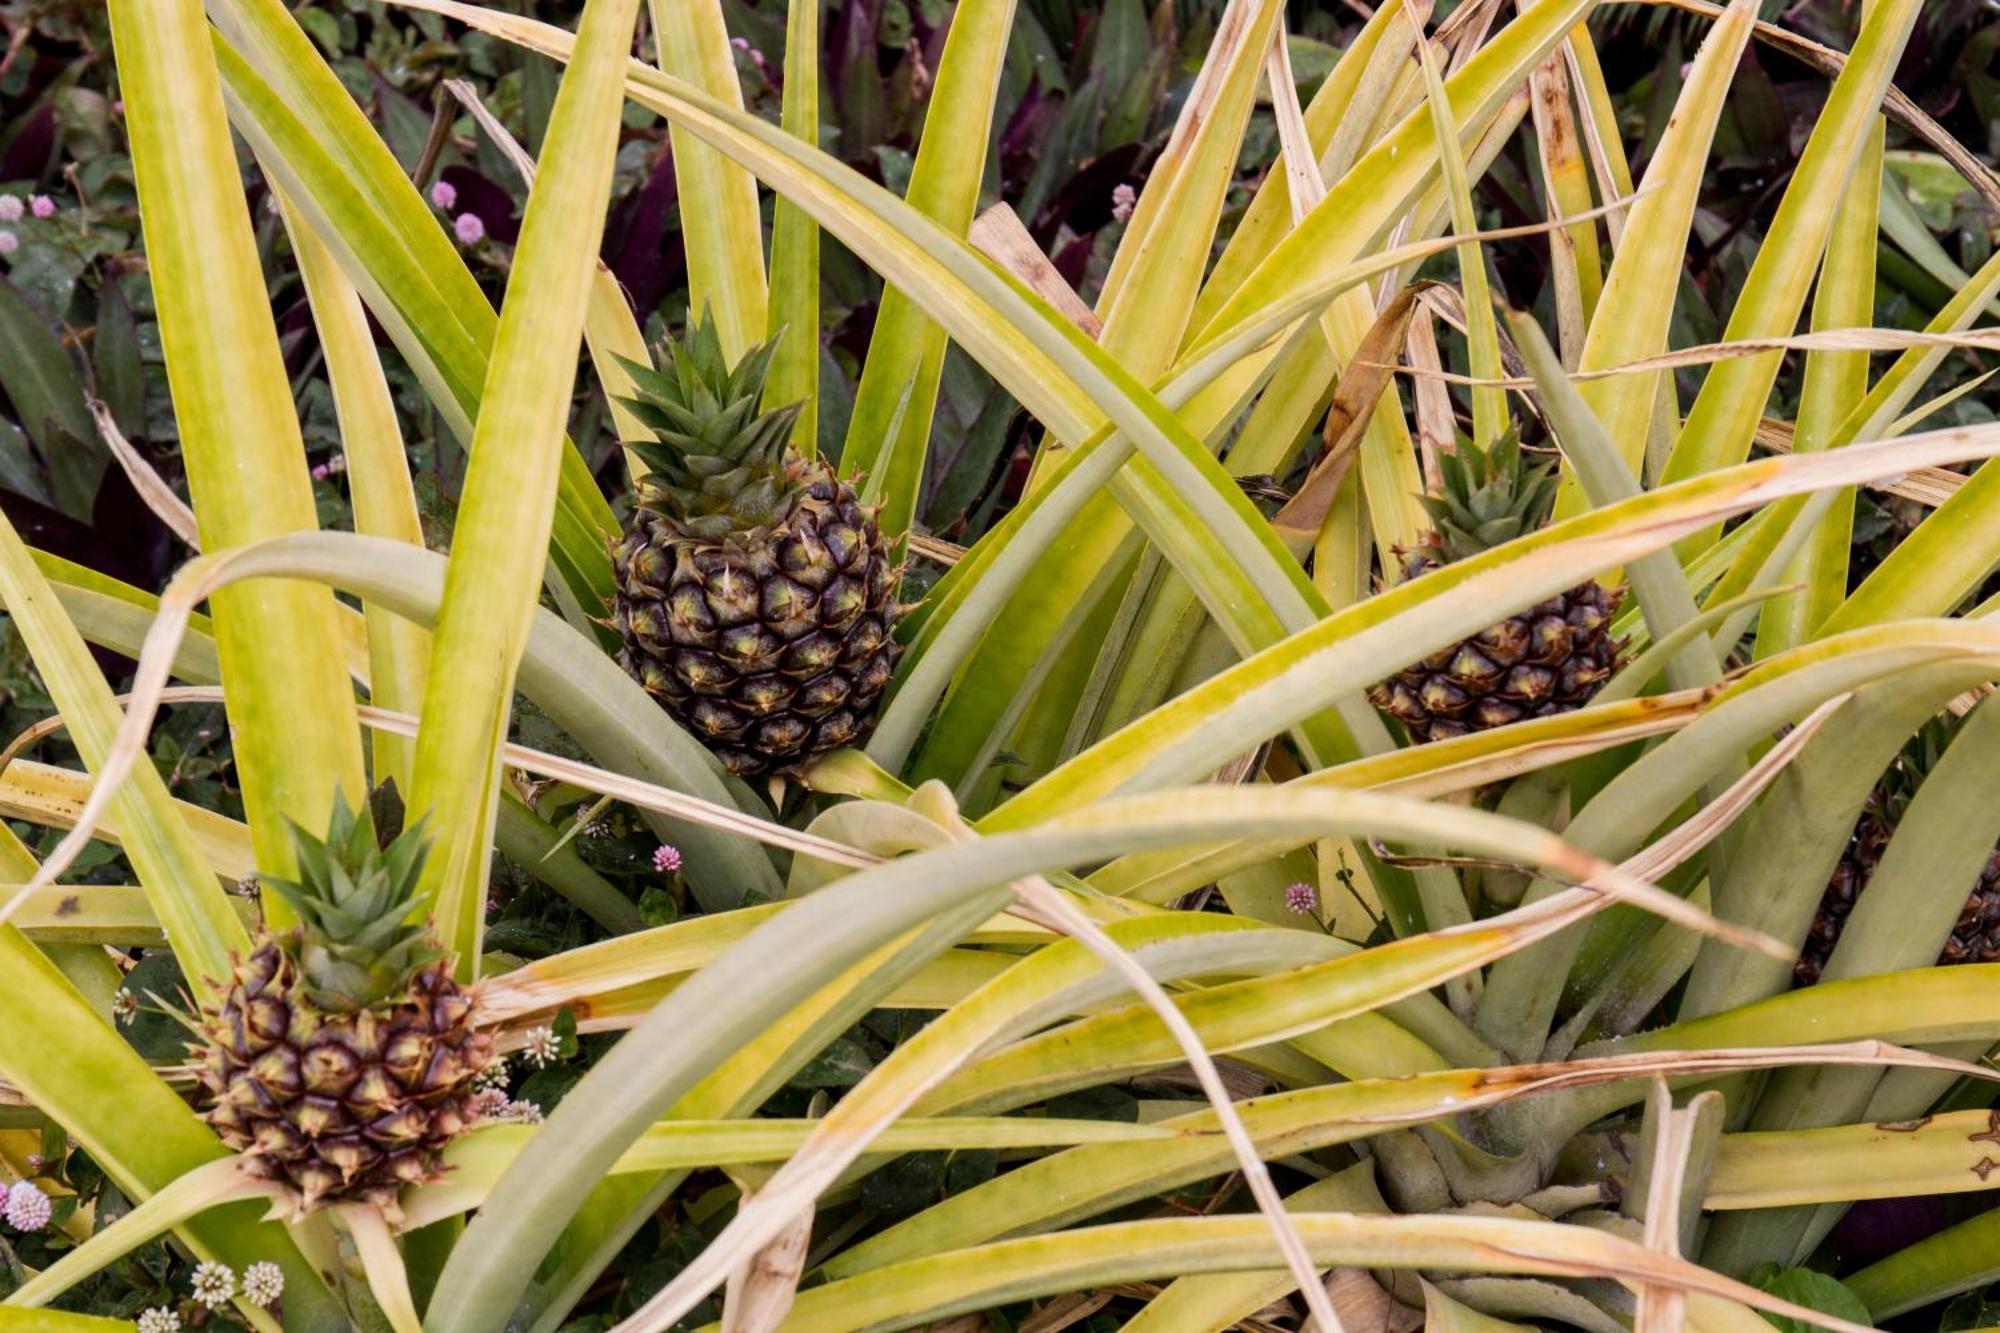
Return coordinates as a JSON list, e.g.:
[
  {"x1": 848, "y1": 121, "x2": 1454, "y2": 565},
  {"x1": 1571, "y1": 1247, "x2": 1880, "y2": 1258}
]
[
  {"x1": 467, "y1": 1087, "x2": 511, "y2": 1121},
  {"x1": 1110, "y1": 182, "x2": 1137, "y2": 223},
  {"x1": 242, "y1": 1260, "x2": 285, "y2": 1307},
  {"x1": 520, "y1": 1026, "x2": 561, "y2": 1068},
  {"x1": 0, "y1": 231, "x2": 18, "y2": 257},
  {"x1": 501, "y1": 1099, "x2": 544, "y2": 1124},
  {"x1": 472, "y1": 1056, "x2": 510, "y2": 1091},
  {"x1": 0, "y1": 196, "x2": 21, "y2": 222},
  {"x1": 137, "y1": 1310, "x2": 180, "y2": 1333},
  {"x1": 111, "y1": 989, "x2": 139, "y2": 1023},
  {"x1": 4, "y1": 1180, "x2": 50, "y2": 1231},
  {"x1": 190, "y1": 1259, "x2": 236, "y2": 1309}
]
